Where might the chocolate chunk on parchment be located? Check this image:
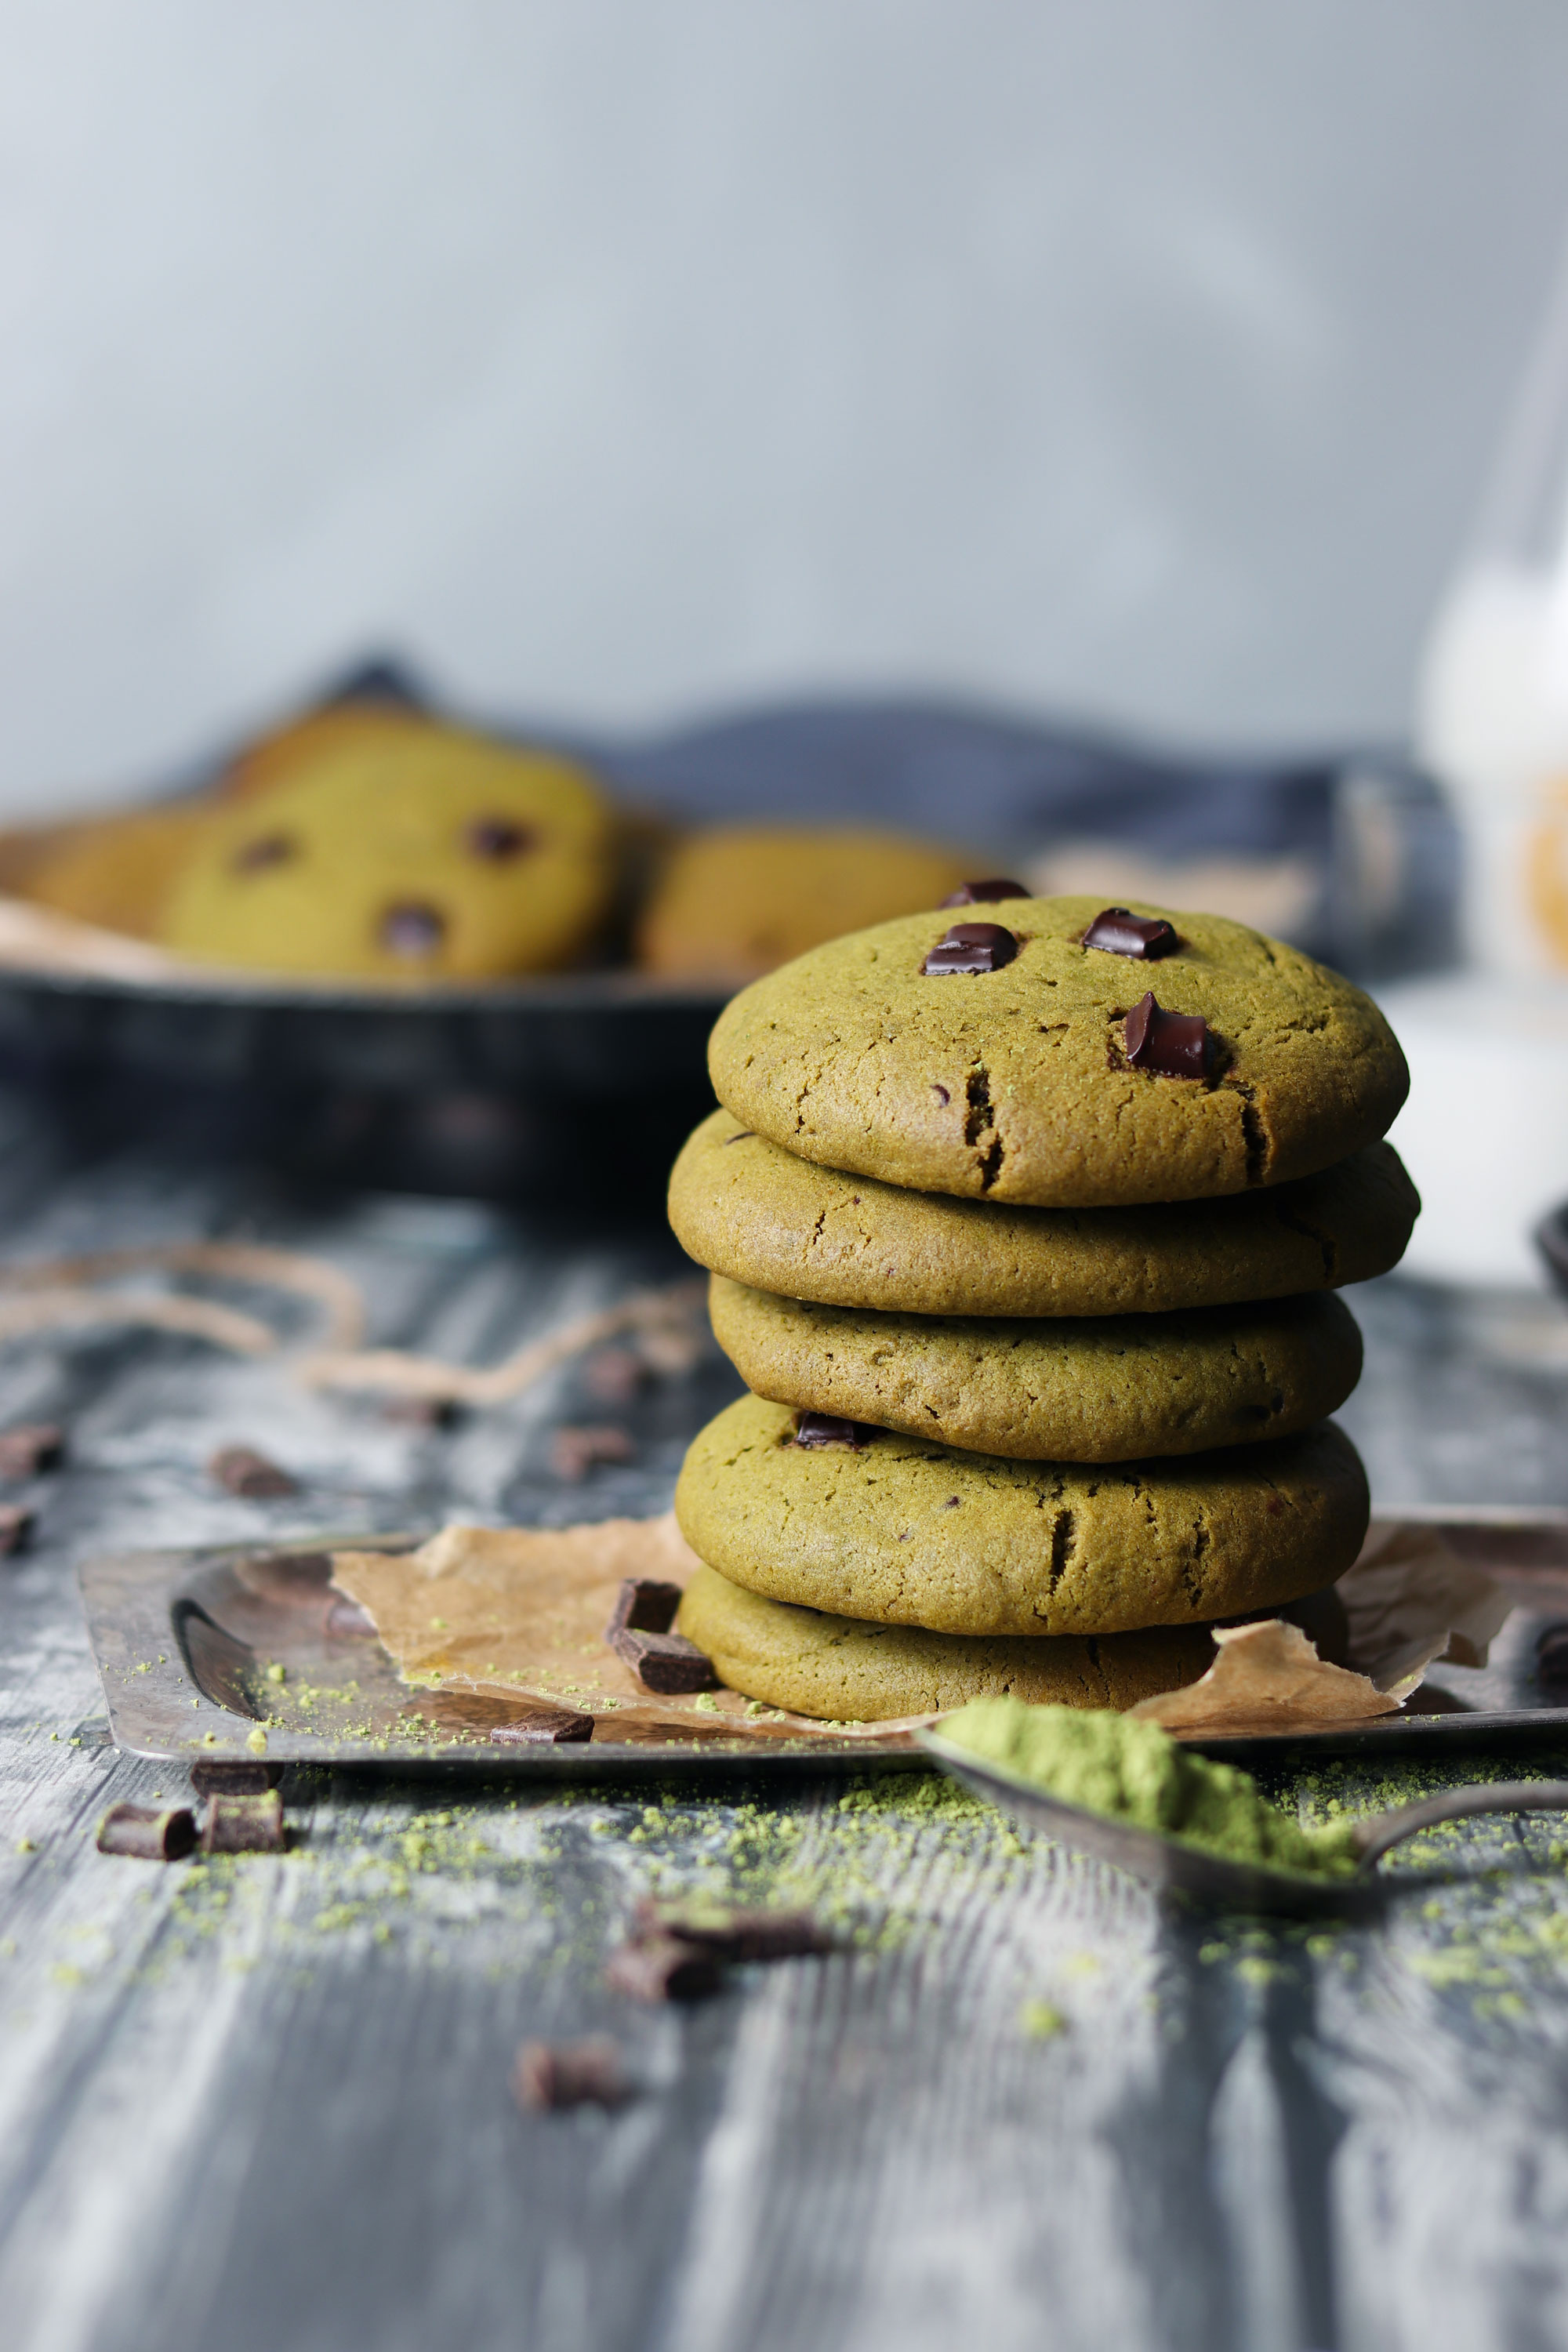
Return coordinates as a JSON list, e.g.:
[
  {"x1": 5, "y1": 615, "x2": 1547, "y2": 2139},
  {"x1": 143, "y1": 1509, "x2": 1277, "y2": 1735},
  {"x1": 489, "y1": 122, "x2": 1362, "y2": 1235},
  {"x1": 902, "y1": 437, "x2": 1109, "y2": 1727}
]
[
  {"x1": 97, "y1": 1803, "x2": 198, "y2": 1861},
  {"x1": 939, "y1": 878, "x2": 1029, "y2": 907},
  {"x1": 514, "y1": 2035, "x2": 631, "y2": 2111},
  {"x1": 209, "y1": 1446, "x2": 299, "y2": 1498},
  {"x1": 201, "y1": 1791, "x2": 286, "y2": 1854},
  {"x1": 0, "y1": 1505, "x2": 34, "y2": 1556},
  {"x1": 1124, "y1": 991, "x2": 1210, "y2": 1080},
  {"x1": 189, "y1": 1759, "x2": 282, "y2": 1798},
  {"x1": 0, "y1": 1423, "x2": 64, "y2": 1479},
  {"x1": 606, "y1": 1578, "x2": 683, "y2": 1639},
  {"x1": 1083, "y1": 907, "x2": 1178, "y2": 959},
  {"x1": 610, "y1": 1628, "x2": 719, "y2": 1695},
  {"x1": 922, "y1": 921, "x2": 1018, "y2": 976},
  {"x1": 489, "y1": 1704, "x2": 595, "y2": 1746},
  {"x1": 635, "y1": 1898, "x2": 837, "y2": 1961},
  {"x1": 606, "y1": 1933, "x2": 724, "y2": 2002},
  {"x1": 793, "y1": 1412, "x2": 873, "y2": 1450}
]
